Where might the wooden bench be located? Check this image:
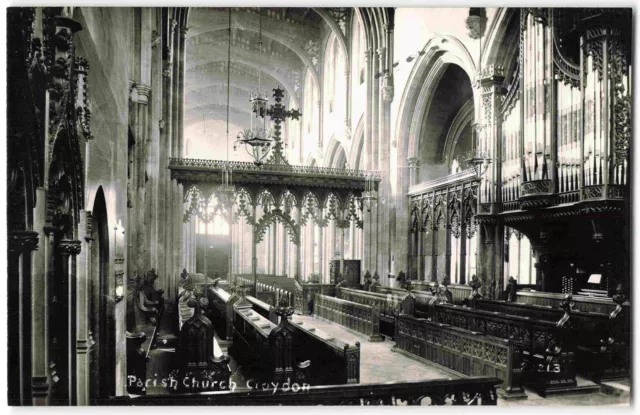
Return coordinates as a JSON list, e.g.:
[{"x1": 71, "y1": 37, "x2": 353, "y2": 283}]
[
  {"x1": 372, "y1": 285, "x2": 436, "y2": 318},
  {"x1": 394, "y1": 314, "x2": 526, "y2": 400},
  {"x1": 206, "y1": 284, "x2": 239, "y2": 341},
  {"x1": 289, "y1": 318, "x2": 361, "y2": 385},
  {"x1": 313, "y1": 294, "x2": 383, "y2": 342},
  {"x1": 432, "y1": 303, "x2": 578, "y2": 396},
  {"x1": 176, "y1": 290, "x2": 232, "y2": 393},
  {"x1": 294, "y1": 281, "x2": 337, "y2": 315},
  {"x1": 246, "y1": 295, "x2": 278, "y2": 324},
  {"x1": 230, "y1": 304, "x2": 360, "y2": 386},
  {"x1": 474, "y1": 297, "x2": 630, "y2": 382},
  {"x1": 337, "y1": 287, "x2": 415, "y2": 339}
]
